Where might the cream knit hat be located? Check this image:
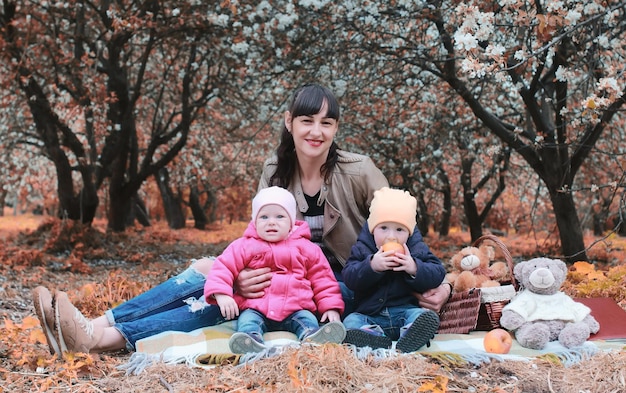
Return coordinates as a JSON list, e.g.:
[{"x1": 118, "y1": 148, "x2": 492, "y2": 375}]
[
  {"x1": 367, "y1": 187, "x2": 417, "y2": 235},
  {"x1": 252, "y1": 186, "x2": 297, "y2": 229}
]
